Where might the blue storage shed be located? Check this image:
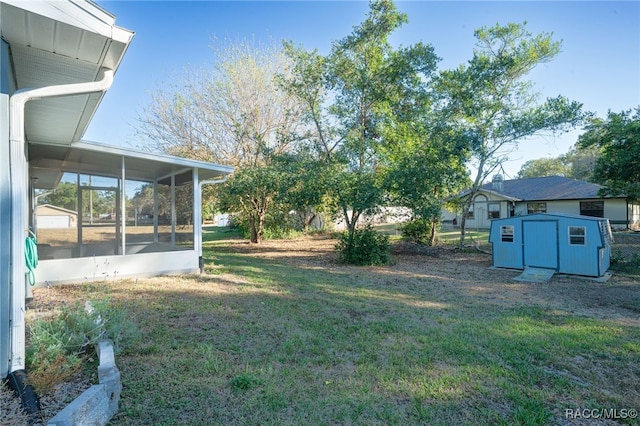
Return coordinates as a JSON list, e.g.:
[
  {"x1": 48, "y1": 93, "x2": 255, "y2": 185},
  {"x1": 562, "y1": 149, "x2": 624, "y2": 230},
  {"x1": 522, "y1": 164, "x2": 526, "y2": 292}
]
[{"x1": 489, "y1": 213, "x2": 613, "y2": 277}]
